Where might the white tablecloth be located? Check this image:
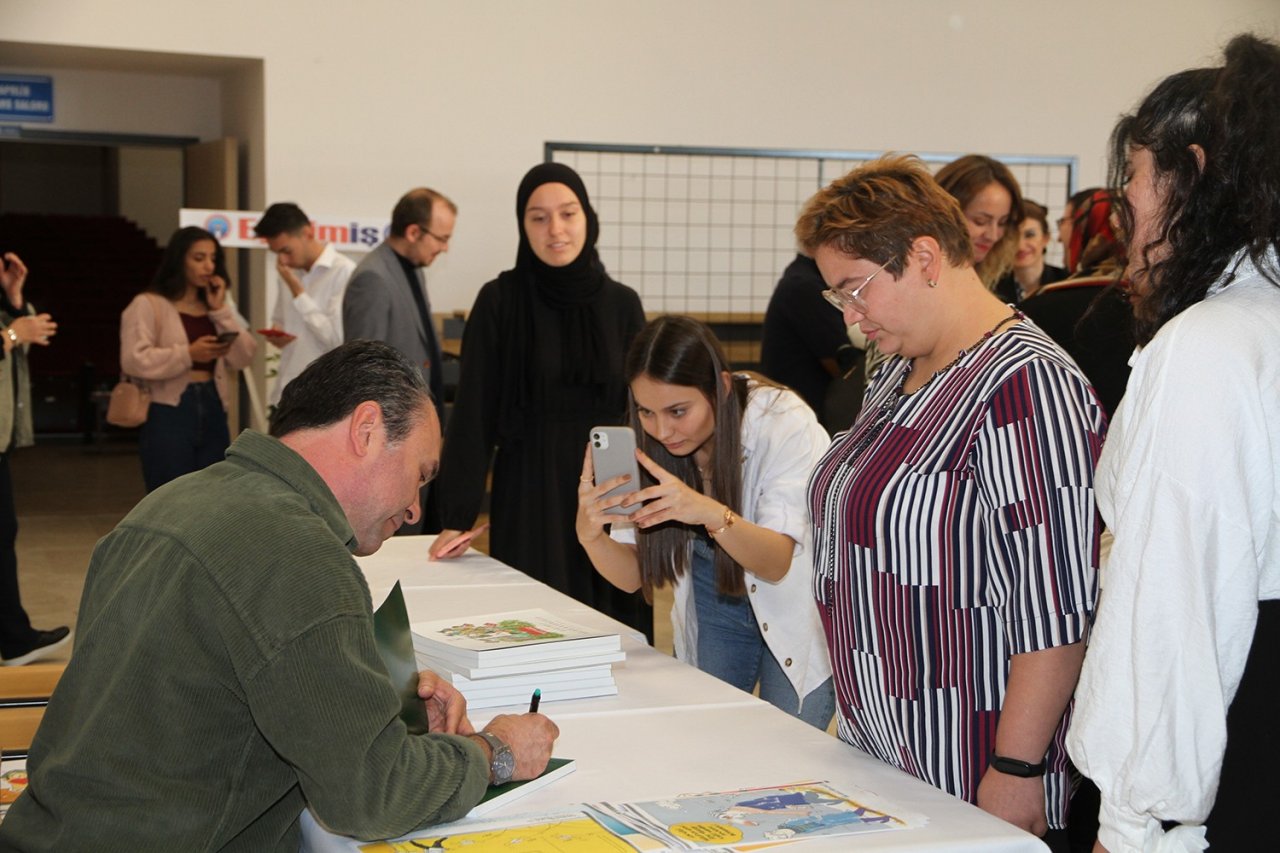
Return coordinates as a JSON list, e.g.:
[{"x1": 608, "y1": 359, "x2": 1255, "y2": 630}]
[{"x1": 300, "y1": 536, "x2": 1047, "y2": 852}]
